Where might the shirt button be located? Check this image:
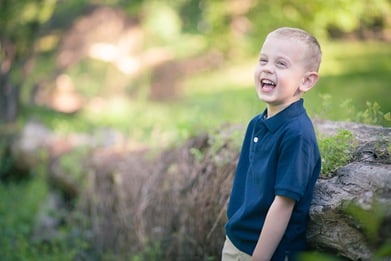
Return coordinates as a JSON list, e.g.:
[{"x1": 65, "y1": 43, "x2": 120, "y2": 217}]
[{"x1": 253, "y1": 137, "x2": 258, "y2": 143}]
